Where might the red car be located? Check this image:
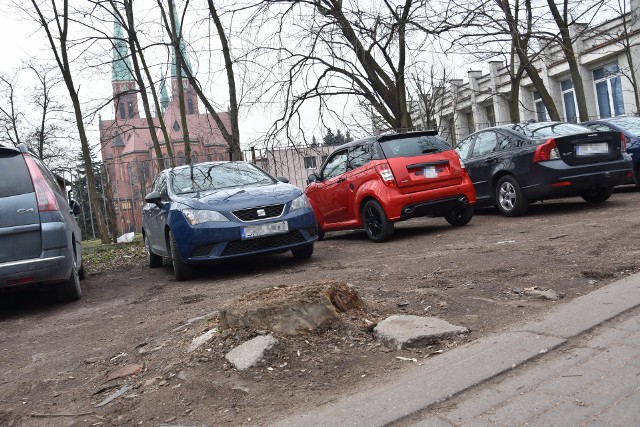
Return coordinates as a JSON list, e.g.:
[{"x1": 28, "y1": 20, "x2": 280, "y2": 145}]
[{"x1": 305, "y1": 131, "x2": 477, "y2": 242}]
